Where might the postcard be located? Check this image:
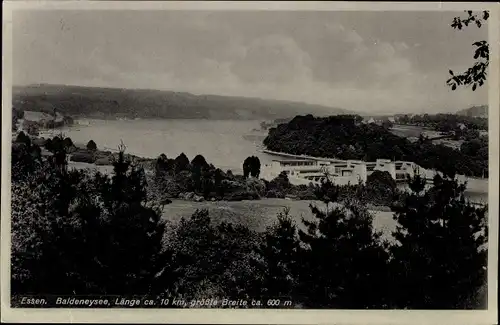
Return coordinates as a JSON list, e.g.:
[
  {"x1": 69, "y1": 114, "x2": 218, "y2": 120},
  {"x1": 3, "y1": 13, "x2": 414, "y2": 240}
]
[{"x1": 1, "y1": 1, "x2": 499, "y2": 324}]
